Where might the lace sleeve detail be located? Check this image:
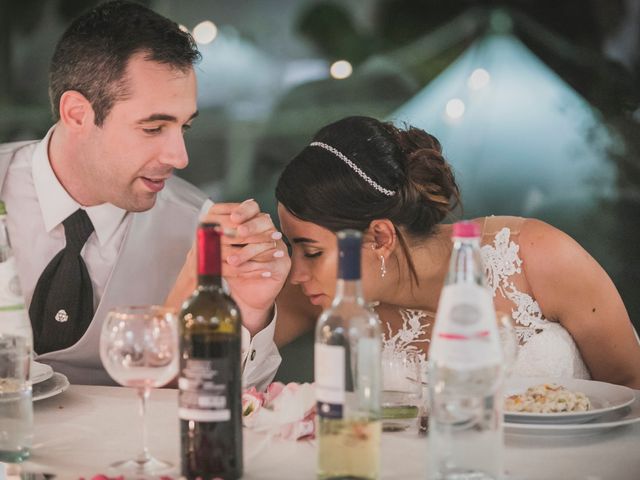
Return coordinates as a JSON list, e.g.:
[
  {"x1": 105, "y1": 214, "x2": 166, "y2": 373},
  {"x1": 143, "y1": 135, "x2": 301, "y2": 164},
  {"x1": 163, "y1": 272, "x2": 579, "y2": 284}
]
[
  {"x1": 481, "y1": 227, "x2": 549, "y2": 343},
  {"x1": 382, "y1": 309, "x2": 431, "y2": 361}
]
